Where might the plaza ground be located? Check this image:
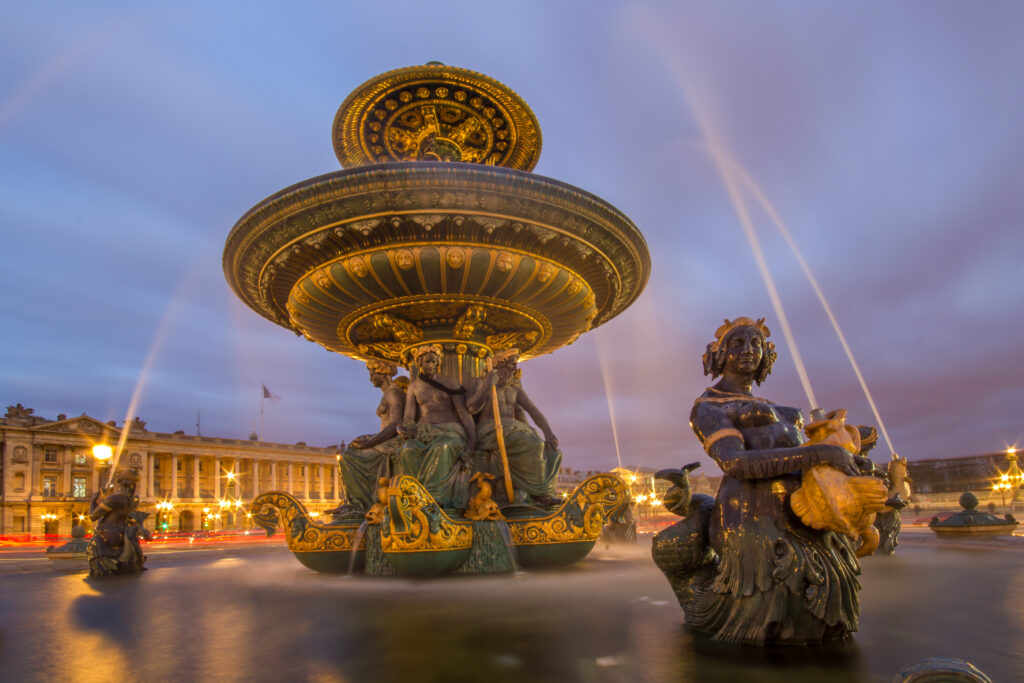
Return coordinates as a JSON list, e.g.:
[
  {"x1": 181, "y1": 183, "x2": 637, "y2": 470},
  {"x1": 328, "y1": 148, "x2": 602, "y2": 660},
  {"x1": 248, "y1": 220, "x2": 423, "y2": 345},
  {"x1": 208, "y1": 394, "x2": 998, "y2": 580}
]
[{"x1": 1, "y1": 526, "x2": 1022, "y2": 681}]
